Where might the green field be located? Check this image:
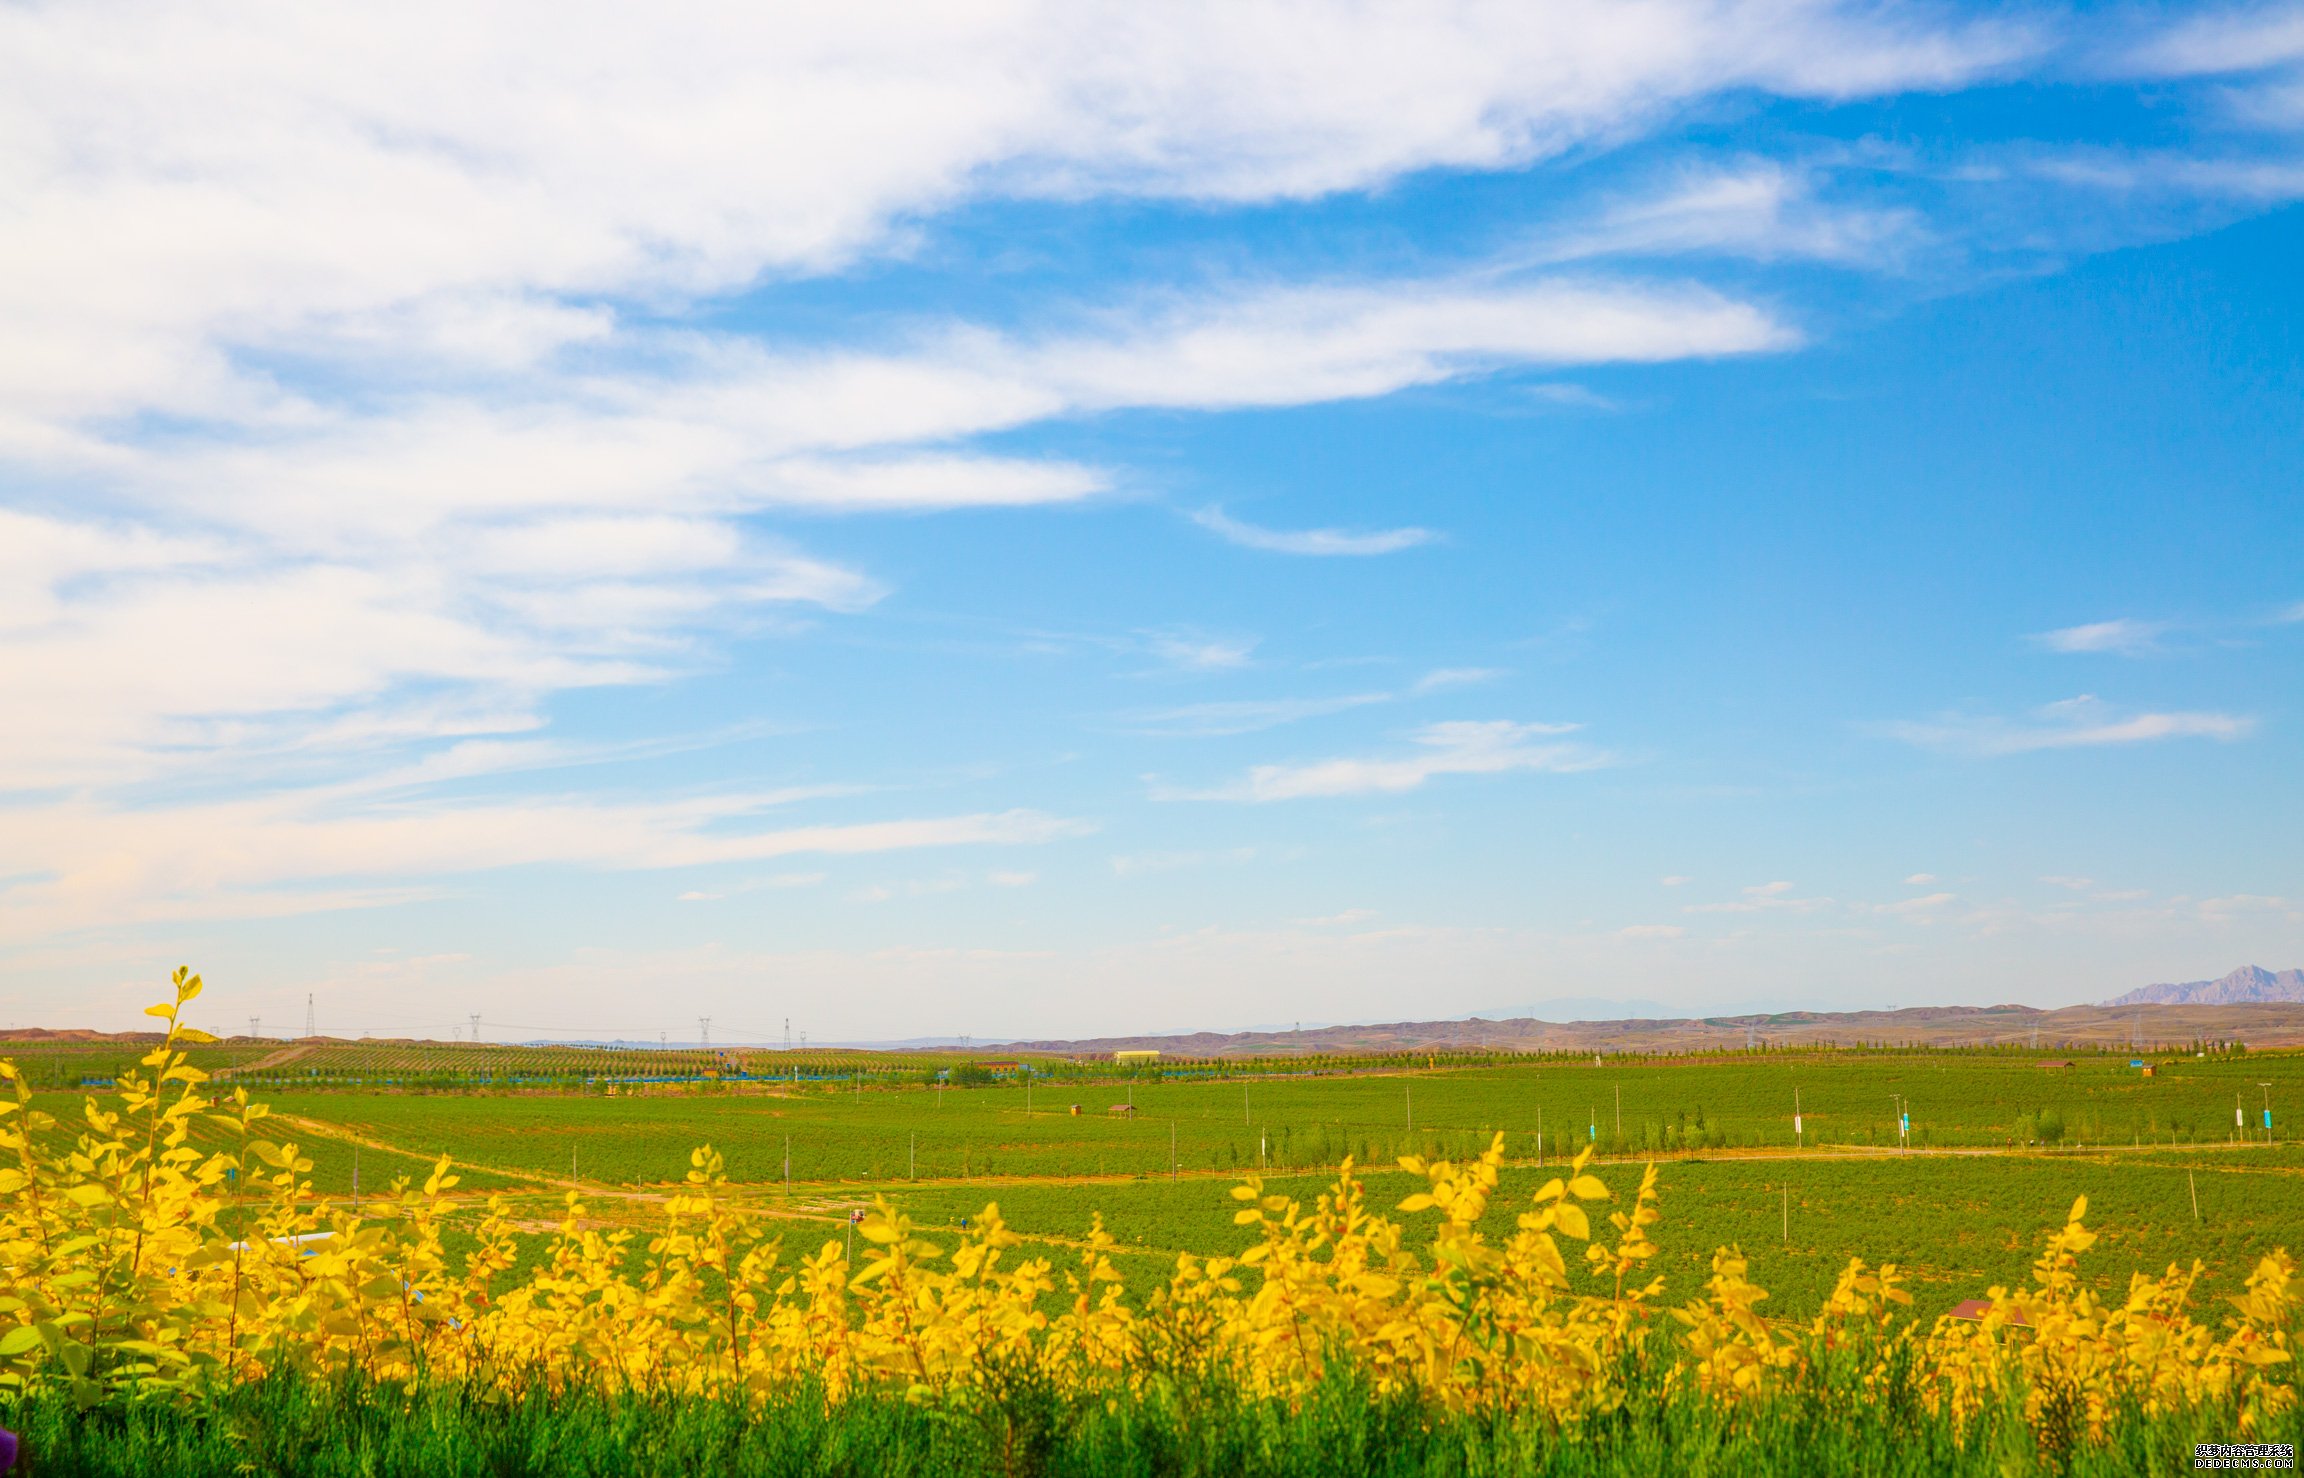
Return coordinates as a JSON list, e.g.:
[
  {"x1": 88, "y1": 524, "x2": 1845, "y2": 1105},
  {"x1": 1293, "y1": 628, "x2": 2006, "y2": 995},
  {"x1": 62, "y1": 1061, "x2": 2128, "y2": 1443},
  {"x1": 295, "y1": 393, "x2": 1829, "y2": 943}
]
[
  {"x1": 240, "y1": 1048, "x2": 2301, "y2": 1187},
  {"x1": 75, "y1": 1045, "x2": 2273, "y2": 1324}
]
